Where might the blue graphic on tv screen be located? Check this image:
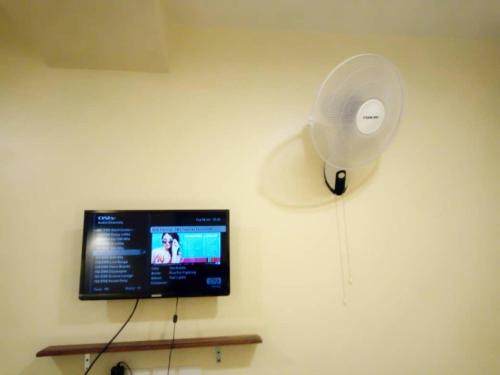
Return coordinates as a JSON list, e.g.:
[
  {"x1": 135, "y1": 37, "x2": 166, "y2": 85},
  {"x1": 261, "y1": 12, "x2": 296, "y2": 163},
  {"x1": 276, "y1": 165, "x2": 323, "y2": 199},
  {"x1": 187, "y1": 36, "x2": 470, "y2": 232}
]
[
  {"x1": 150, "y1": 226, "x2": 226, "y2": 233},
  {"x1": 207, "y1": 277, "x2": 222, "y2": 286},
  {"x1": 179, "y1": 233, "x2": 220, "y2": 258},
  {"x1": 151, "y1": 230, "x2": 221, "y2": 263}
]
